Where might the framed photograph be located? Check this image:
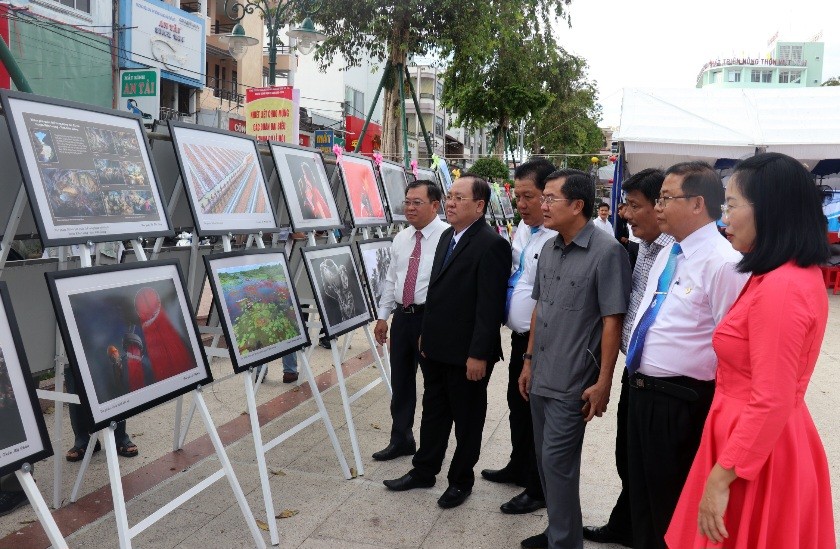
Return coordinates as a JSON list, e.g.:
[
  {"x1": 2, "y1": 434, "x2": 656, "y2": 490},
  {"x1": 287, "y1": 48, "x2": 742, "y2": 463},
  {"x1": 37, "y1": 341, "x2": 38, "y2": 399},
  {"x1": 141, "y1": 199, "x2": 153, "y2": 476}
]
[
  {"x1": 499, "y1": 193, "x2": 515, "y2": 220},
  {"x1": 169, "y1": 122, "x2": 277, "y2": 236},
  {"x1": 355, "y1": 238, "x2": 393, "y2": 314},
  {"x1": 378, "y1": 160, "x2": 409, "y2": 223},
  {"x1": 204, "y1": 249, "x2": 309, "y2": 373},
  {"x1": 46, "y1": 261, "x2": 211, "y2": 431},
  {"x1": 301, "y1": 244, "x2": 371, "y2": 339},
  {"x1": 0, "y1": 282, "x2": 52, "y2": 477},
  {"x1": 415, "y1": 166, "x2": 447, "y2": 219},
  {"x1": 1, "y1": 90, "x2": 172, "y2": 247},
  {"x1": 269, "y1": 142, "x2": 342, "y2": 232},
  {"x1": 338, "y1": 154, "x2": 388, "y2": 227},
  {"x1": 488, "y1": 186, "x2": 504, "y2": 221},
  {"x1": 437, "y1": 162, "x2": 454, "y2": 192}
]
